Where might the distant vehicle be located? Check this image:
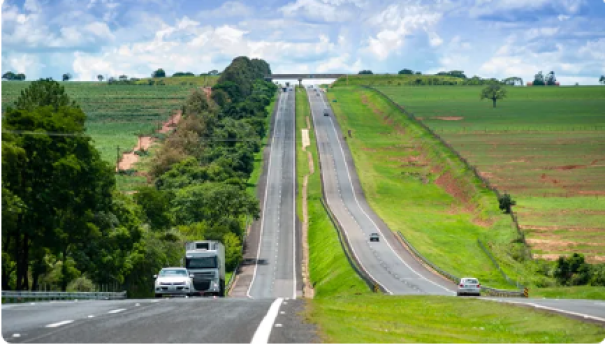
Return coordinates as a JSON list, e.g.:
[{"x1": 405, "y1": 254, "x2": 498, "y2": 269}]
[
  {"x1": 282, "y1": 87, "x2": 287, "y2": 92},
  {"x1": 153, "y1": 267, "x2": 192, "y2": 298},
  {"x1": 324, "y1": 108, "x2": 329, "y2": 116},
  {"x1": 457, "y1": 277, "x2": 481, "y2": 296},
  {"x1": 369, "y1": 233, "x2": 380, "y2": 242},
  {"x1": 185, "y1": 240, "x2": 226, "y2": 296}
]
